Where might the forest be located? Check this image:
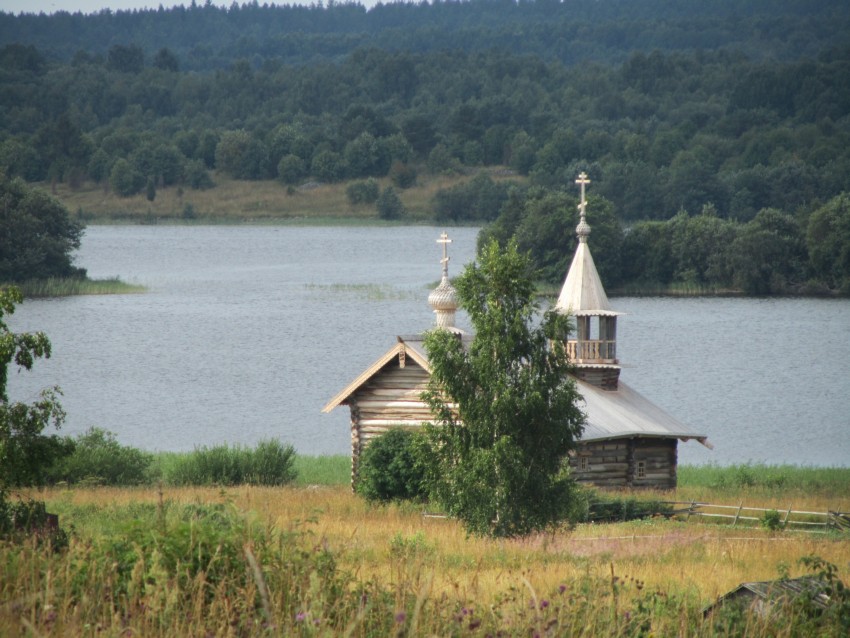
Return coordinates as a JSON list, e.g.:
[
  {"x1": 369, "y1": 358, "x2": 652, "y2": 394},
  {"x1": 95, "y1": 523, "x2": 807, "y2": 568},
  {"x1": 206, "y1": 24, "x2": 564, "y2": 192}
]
[{"x1": 1, "y1": 0, "x2": 849, "y2": 293}]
